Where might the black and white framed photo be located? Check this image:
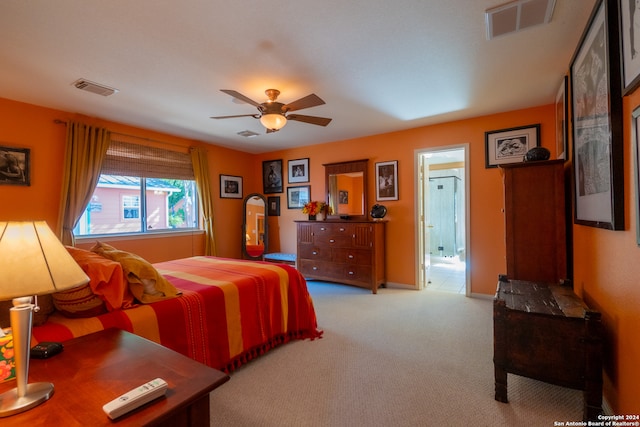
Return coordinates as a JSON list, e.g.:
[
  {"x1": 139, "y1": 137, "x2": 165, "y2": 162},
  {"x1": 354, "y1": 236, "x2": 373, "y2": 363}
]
[
  {"x1": 286, "y1": 185, "x2": 310, "y2": 209},
  {"x1": 484, "y1": 124, "x2": 539, "y2": 168},
  {"x1": 555, "y1": 76, "x2": 568, "y2": 160},
  {"x1": 619, "y1": 0, "x2": 640, "y2": 94},
  {"x1": 267, "y1": 196, "x2": 280, "y2": 216},
  {"x1": 375, "y1": 160, "x2": 398, "y2": 201},
  {"x1": 570, "y1": 0, "x2": 624, "y2": 230},
  {"x1": 288, "y1": 158, "x2": 309, "y2": 183},
  {"x1": 0, "y1": 145, "x2": 30, "y2": 186},
  {"x1": 220, "y1": 174, "x2": 243, "y2": 199},
  {"x1": 262, "y1": 159, "x2": 283, "y2": 194}
]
